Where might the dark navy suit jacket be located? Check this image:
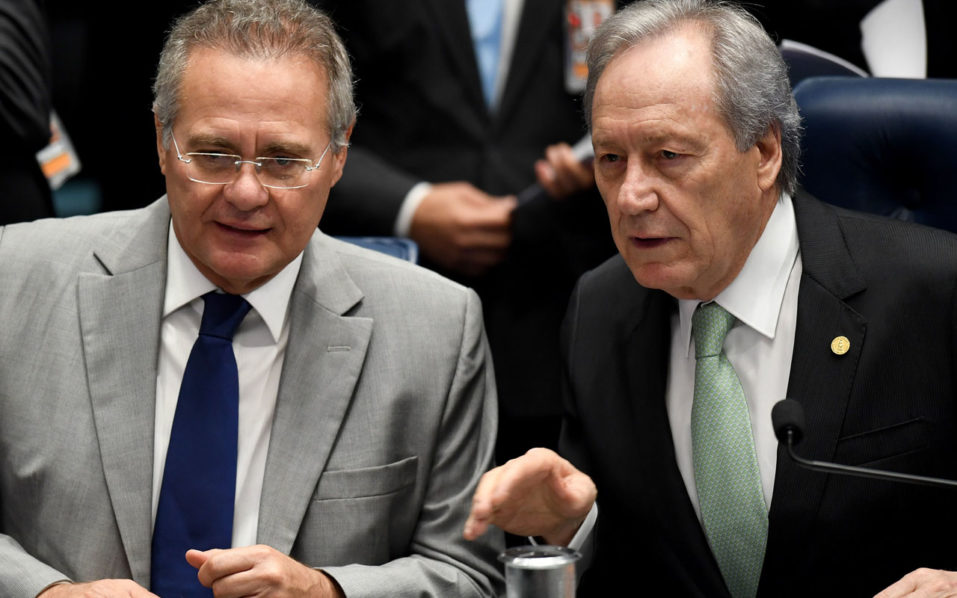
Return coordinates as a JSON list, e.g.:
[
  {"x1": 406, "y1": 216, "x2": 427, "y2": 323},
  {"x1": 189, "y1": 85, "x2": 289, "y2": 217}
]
[{"x1": 561, "y1": 193, "x2": 957, "y2": 596}]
